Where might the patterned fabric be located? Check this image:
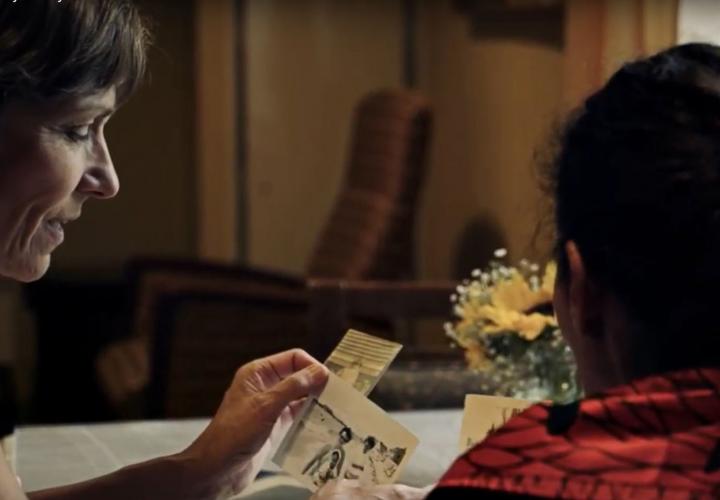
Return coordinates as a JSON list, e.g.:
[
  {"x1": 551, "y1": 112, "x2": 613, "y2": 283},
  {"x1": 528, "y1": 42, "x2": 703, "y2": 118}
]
[{"x1": 431, "y1": 368, "x2": 720, "y2": 499}]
